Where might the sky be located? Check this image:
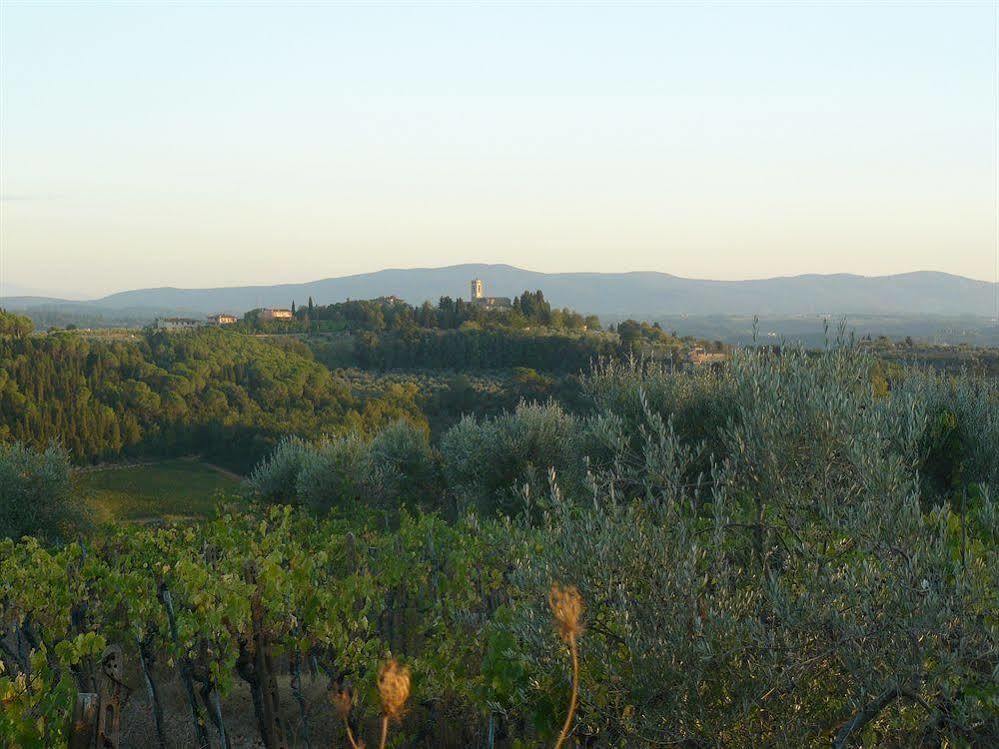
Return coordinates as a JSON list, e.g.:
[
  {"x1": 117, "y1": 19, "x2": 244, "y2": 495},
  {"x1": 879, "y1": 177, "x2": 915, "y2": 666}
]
[{"x1": 1, "y1": 1, "x2": 997, "y2": 299}]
